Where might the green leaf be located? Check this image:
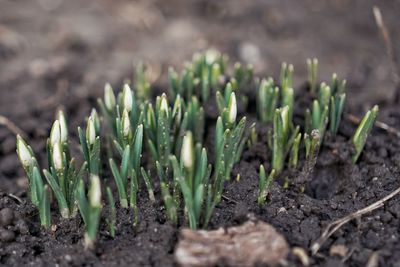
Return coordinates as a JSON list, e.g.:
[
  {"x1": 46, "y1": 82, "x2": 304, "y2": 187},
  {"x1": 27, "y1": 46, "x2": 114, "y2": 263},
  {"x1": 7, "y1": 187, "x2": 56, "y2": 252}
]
[
  {"x1": 44, "y1": 169, "x2": 69, "y2": 218},
  {"x1": 39, "y1": 185, "x2": 51, "y2": 228},
  {"x1": 141, "y1": 167, "x2": 155, "y2": 203},
  {"x1": 109, "y1": 158, "x2": 127, "y2": 208},
  {"x1": 351, "y1": 105, "x2": 379, "y2": 163},
  {"x1": 106, "y1": 187, "x2": 116, "y2": 238}
]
